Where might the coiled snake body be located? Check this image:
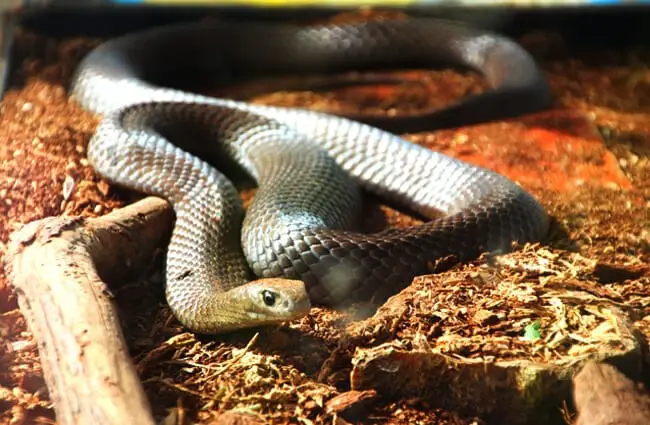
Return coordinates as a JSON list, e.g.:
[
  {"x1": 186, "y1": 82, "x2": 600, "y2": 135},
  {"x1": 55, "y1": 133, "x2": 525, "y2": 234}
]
[{"x1": 72, "y1": 18, "x2": 551, "y2": 334}]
